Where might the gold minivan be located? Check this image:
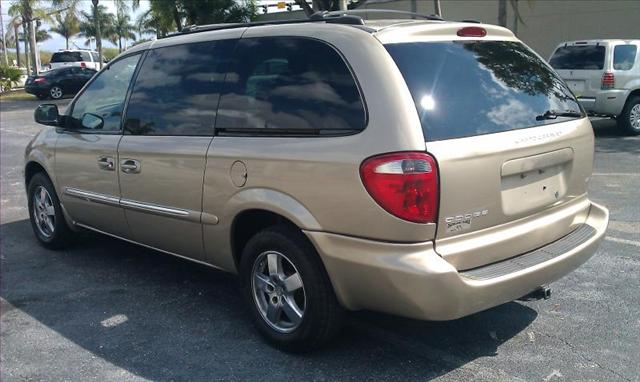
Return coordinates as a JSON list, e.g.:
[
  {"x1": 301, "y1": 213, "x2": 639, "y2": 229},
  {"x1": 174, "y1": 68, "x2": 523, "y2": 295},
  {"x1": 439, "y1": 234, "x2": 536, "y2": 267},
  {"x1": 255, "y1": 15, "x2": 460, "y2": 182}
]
[{"x1": 25, "y1": 13, "x2": 609, "y2": 350}]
